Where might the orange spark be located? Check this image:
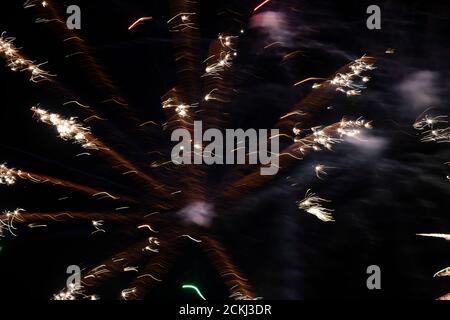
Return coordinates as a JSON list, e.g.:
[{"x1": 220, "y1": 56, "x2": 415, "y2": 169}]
[{"x1": 128, "y1": 17, "x2": 153, "y2": 31}]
